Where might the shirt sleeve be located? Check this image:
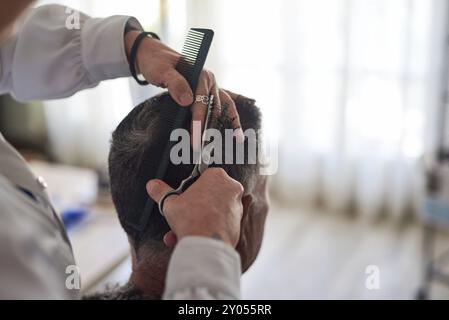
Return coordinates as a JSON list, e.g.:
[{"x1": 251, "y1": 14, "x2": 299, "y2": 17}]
[
  {"x1": 0, "y1": 4, "x2": 143, "y2": 102},
  {"x1": 163, "y1": 236, "x2": 242, "y2": 300}
]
